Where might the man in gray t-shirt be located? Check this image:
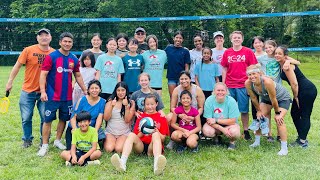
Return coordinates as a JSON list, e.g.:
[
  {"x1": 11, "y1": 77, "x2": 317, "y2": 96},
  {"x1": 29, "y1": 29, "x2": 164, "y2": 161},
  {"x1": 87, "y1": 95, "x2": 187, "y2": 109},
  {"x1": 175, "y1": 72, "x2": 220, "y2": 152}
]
[{"x1": 211, "y1": 31, "x2": 226, "y2": 82}]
